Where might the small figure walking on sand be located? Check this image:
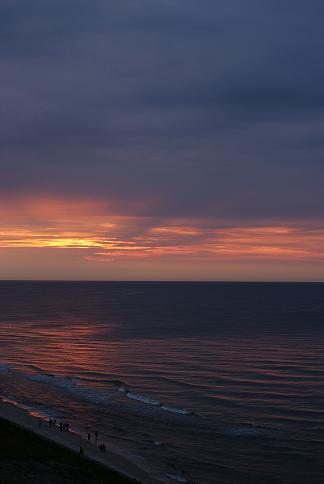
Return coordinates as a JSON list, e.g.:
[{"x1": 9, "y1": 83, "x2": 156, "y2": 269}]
[
  {"x1": 95, "y1": 431, "x2": 98, "y2": 442},
  {"x1": 59, "y1": 422, "x2": 63, "y2": 431},
  {"x1": 87, "y1": 433, "x2": 91, "y2": 441},
  {"x1": 66, "y1": 423, "x2": 70, "y2": 432},
  {"x1": 53, "y1": 418, "x2": 56, "y2": 427},
  {"x1": 79, "y1": 446, "x2": 84, "y2": 456},
  {"x1": 49, "y1": 419, "x2": 53, "y2": 428}
]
